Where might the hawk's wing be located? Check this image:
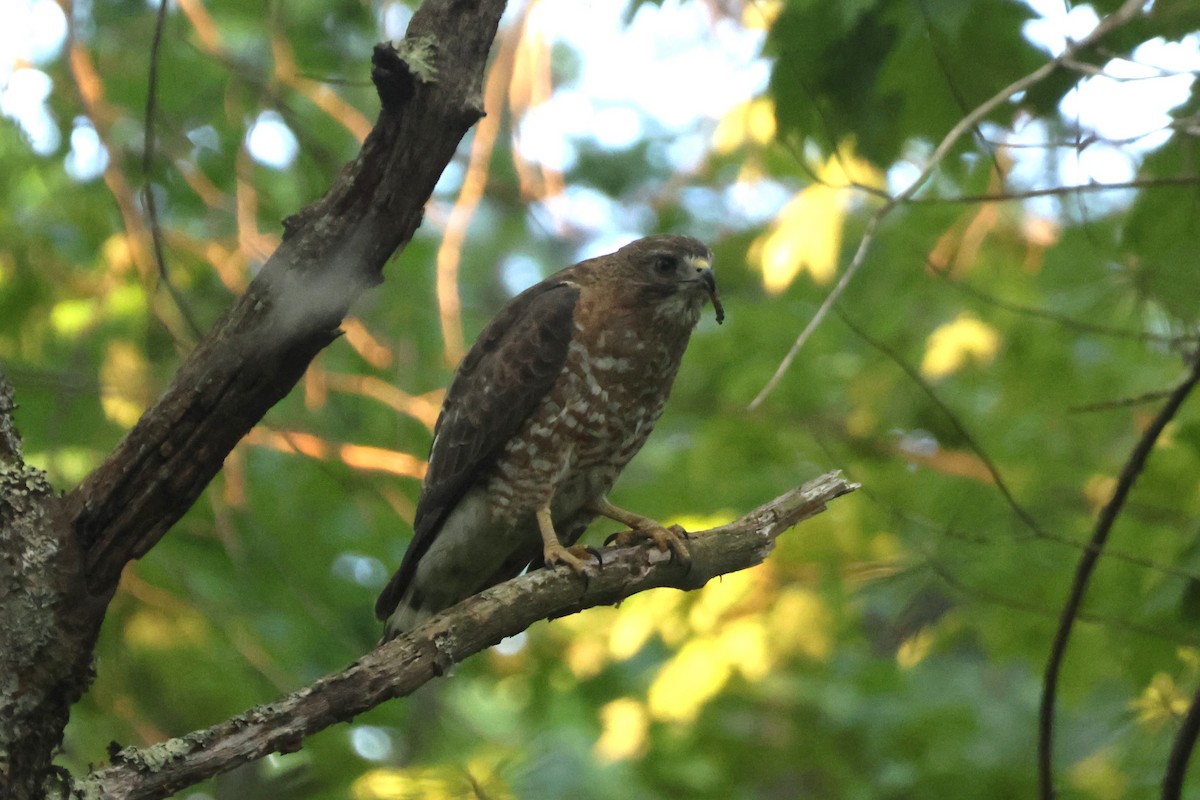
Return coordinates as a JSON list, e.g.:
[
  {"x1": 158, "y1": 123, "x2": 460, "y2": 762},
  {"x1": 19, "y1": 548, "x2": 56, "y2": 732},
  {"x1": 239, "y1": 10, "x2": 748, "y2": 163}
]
[{"x1": 374, "y1": 277, "x2": 580, "y2": 620}]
